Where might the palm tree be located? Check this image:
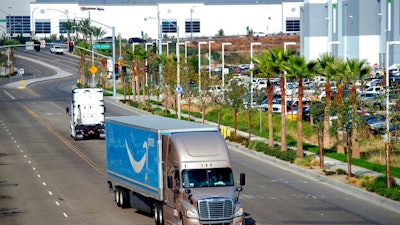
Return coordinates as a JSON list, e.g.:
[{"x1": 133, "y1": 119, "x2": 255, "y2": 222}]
[
  {"x1": 346, "y1": 58, "x2": 371, "y2": 159},
  {"x1": 269, "y1": 47, "x2": 293, "y2": 151},
  {"x1": 315, "y1": 53, "x2": 336, "y2": 149},
  {"x1": 253, "y1": 50, "x2": 276, "y2": 147},
  {"x1": 92, "y1": 26, "x2": 107, "y2": 42},
  {"x1": 285, "y1": 55, "x2": 317, "y2": 157},
  {"x1": 75, "y1": 41, "x2": 90, "y2": 86},
  {"x1": 63, "y1": 20, "x2": 76, "y2": 44},
  {"x1": 328, "y1": 58, "x2": 348, "y2": 154},
  {"x1": 78, "y1": 19, "x2": 92, "y2": 42},
  {"x1": 126, "y1": 44, "x2": 147, "y2": 102}
]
